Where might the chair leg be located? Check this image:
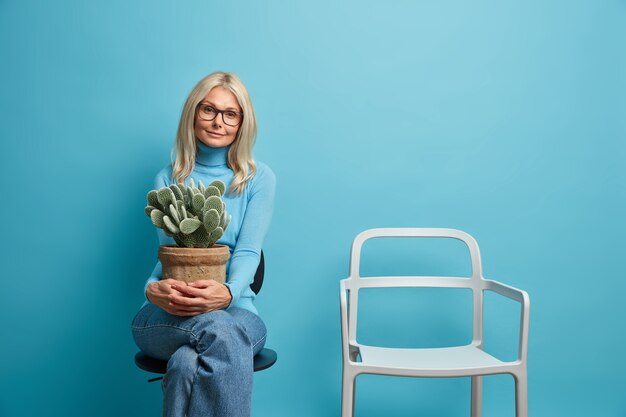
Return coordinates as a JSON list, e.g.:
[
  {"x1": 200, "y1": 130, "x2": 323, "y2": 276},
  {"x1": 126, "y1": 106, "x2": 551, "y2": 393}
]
[
  {"x1": 471, "y1": 375, "x2": 482, "y2": 417},
  {"x1": 341, "y1": 369, "x2": 356, "y2": 417},
  {"x1": 514, "y1": 371, "x2": 528, "y2": 417}
]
